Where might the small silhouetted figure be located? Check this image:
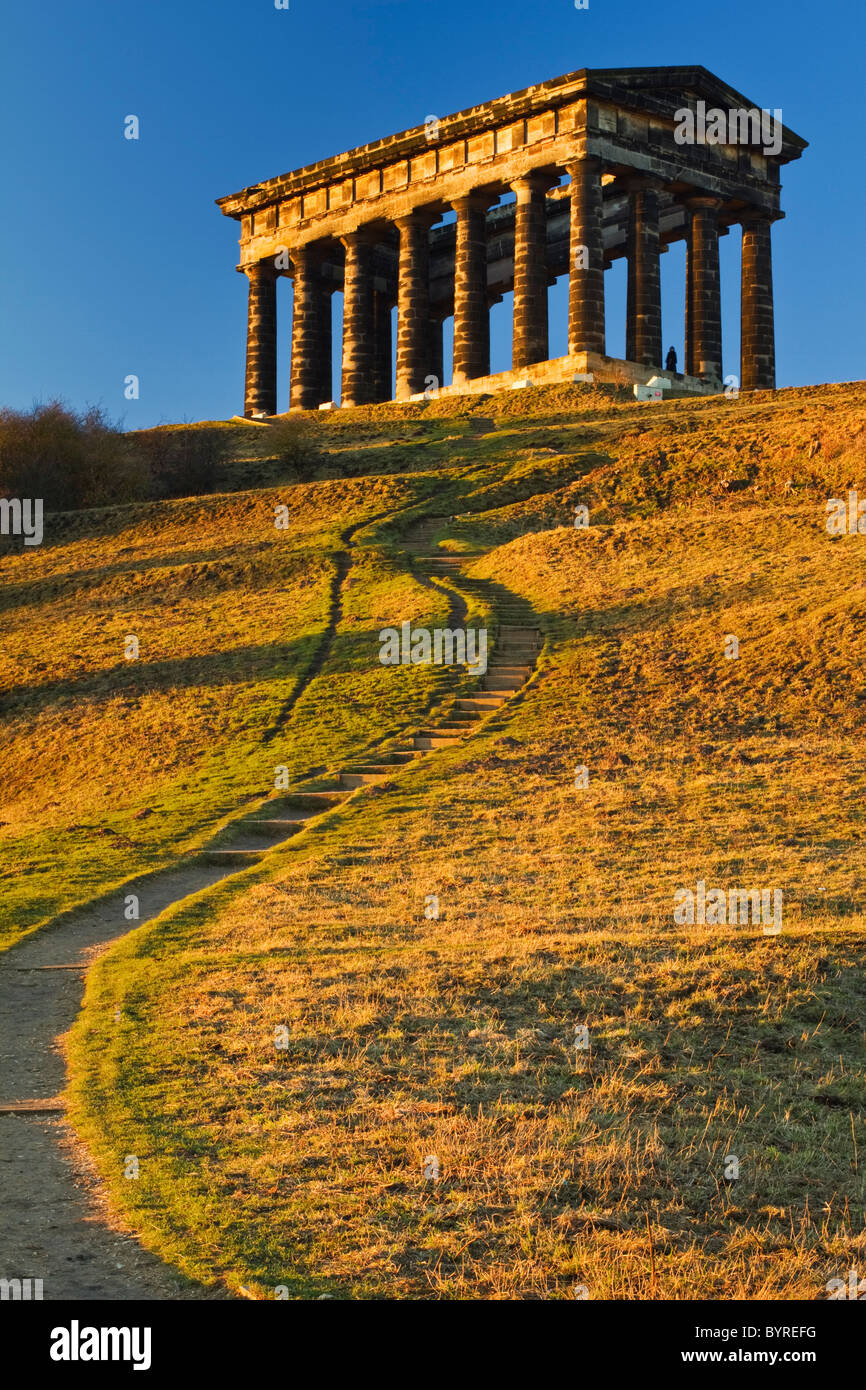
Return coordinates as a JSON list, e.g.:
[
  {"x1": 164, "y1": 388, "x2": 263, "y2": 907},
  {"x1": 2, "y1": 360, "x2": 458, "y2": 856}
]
[{"x1": 665, "y1": 346, "x2": 678, "y2": 374}]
